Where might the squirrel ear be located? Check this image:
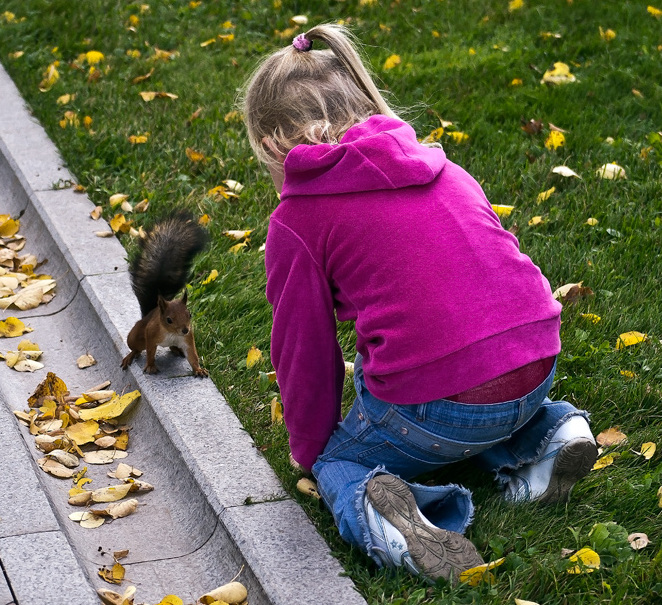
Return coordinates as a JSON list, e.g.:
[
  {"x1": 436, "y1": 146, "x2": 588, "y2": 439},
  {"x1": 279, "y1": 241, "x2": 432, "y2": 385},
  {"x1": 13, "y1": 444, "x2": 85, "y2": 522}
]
[
  {"x1": 181, "y1": 289, "x2": 188, "y2": 305},
  {"x1": 157, "y1": 295, "x2": 168, "y2": 314}
]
